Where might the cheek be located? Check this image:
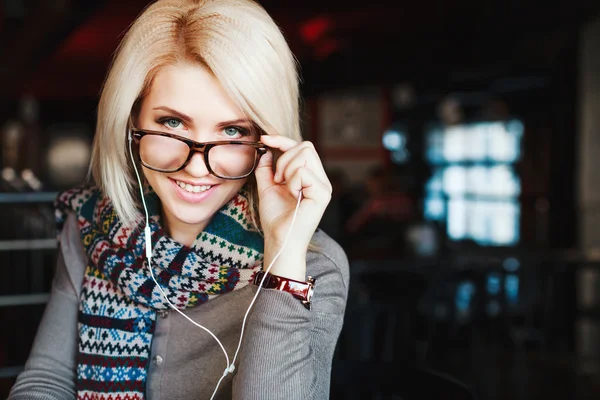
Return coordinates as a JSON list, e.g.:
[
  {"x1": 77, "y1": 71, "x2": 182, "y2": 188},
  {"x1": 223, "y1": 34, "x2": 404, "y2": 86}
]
[
  {"x1": 141, "y1": 168, "x2": 164, "y2": 191},
  {"x1": 229, "y1": 179, "x2": 248, "y2": 194}
]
